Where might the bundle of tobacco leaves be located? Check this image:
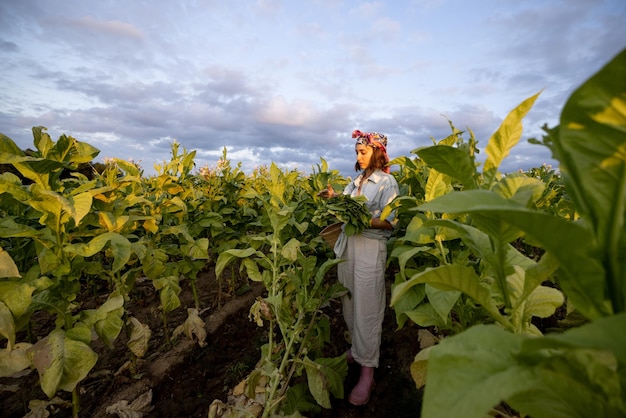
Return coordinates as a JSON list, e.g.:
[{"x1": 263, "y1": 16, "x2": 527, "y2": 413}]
[{"x1": 313, "y1": 194, "x2": 371, "y2": 236}]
